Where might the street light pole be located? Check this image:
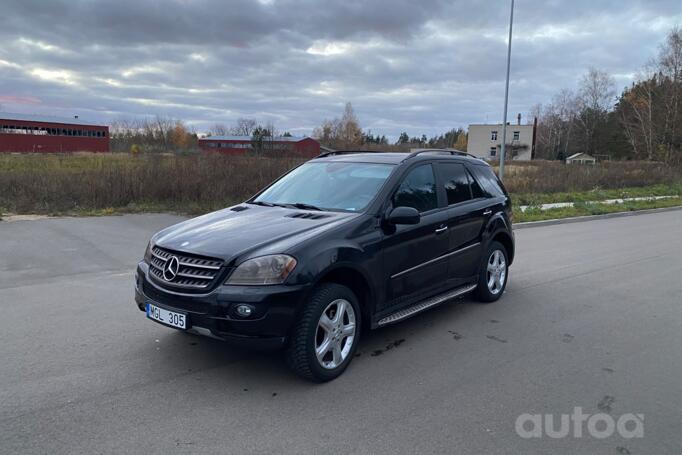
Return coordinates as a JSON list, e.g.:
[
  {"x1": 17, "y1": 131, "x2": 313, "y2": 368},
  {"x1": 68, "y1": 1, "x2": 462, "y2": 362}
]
[{"x1": 499, "y1": 0, "x2": 514, "y2": 180}]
